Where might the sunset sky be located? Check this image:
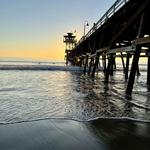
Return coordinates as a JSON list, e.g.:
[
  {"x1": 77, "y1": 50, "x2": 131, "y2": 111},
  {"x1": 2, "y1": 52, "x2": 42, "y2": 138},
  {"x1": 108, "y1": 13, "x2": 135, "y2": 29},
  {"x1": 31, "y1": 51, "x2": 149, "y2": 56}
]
[{"x1": 0, "y1": 0, "x2": 115, "y2": 61}]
